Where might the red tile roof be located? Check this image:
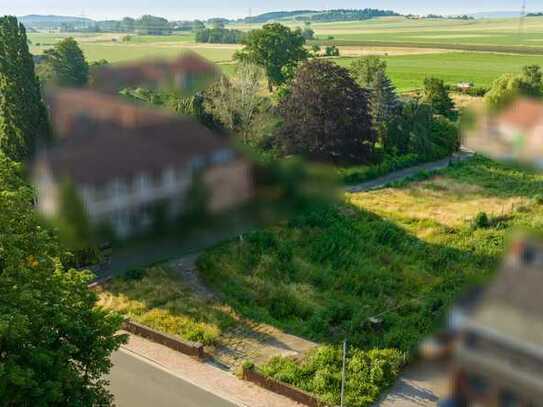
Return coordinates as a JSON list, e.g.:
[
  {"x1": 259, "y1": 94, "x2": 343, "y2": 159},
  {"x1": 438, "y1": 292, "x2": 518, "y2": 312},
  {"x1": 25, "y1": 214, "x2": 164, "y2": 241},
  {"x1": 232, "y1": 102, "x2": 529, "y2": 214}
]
[
  {"x1": 35, "y1": 88, "x2": 229, "y2": 186},
  {"x1": 497, "y1": 98, "x2": 543, "y2": 131}
]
